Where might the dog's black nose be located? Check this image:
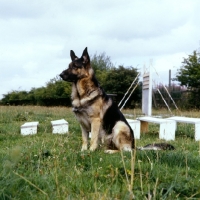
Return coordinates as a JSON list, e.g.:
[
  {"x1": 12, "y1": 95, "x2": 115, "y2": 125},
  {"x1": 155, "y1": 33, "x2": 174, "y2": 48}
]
[{"x1": 60, "y1": 72, "x2": 64, "y2": 79}]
